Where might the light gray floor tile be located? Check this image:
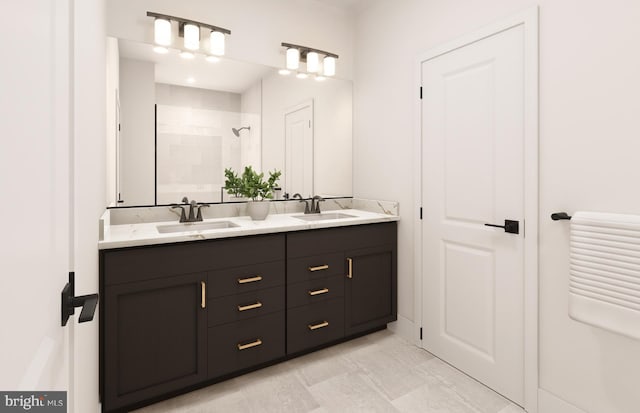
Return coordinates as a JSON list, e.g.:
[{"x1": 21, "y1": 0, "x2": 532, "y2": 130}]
[
  {"x1": 417, "y1": 358, "x2": 513, "y2": 413},
  {"x1": 391, "y1": 375, "x2": 482, "y2": 413},
  {"x1": 308, "y1": 371, "x2": 400, "y2": 412},
  {"x1": 497, "y1": 404, "x2": 525, "y2": 413},
  {"x1": 133, "y1": 329, "x2": 523, "y2": 413}
]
